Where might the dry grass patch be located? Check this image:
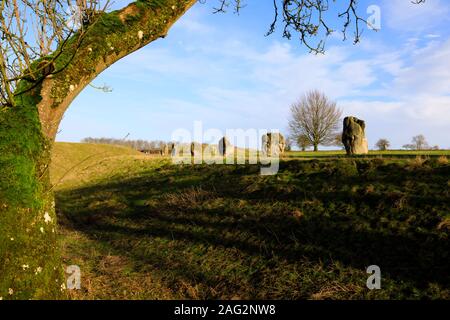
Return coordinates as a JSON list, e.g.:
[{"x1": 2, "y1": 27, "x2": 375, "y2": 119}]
[
  {"x1": 408, "y1": 155, "x2": 427, "y2": 168},
  {"x1": 437, "y1": 217, "x2": 450, "y2": 231},
  {"x1": 310, "y1": 283, "x2": 362, "y2": 300},
  {"x1": 437, "y1": 156, "x2": 448, "y2": 165},
  {"x1": 164, "y1": 186, "x2": 217, "y2": 207}
]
